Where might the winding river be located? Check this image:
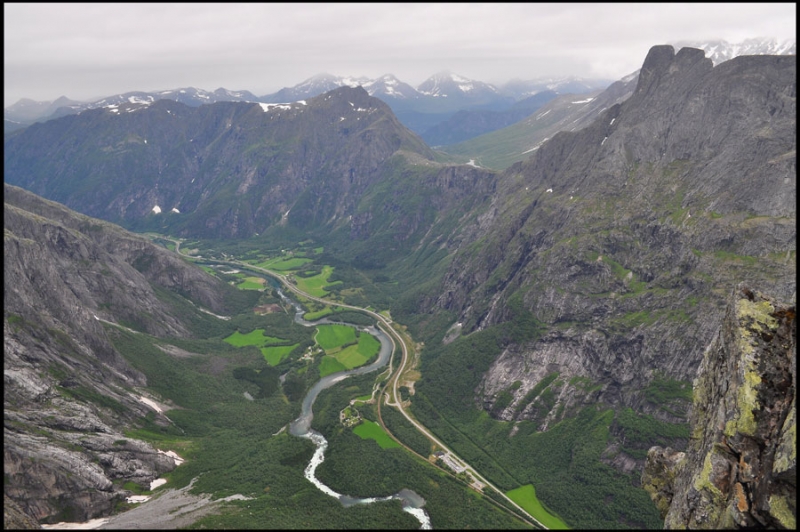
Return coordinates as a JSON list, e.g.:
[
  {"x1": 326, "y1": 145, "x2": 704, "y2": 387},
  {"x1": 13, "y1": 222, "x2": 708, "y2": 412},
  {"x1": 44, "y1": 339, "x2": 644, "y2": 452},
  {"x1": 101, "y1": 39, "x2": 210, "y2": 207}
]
[{"x1": 274, "y1": 285, "x2": 432, "y2": 529}]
